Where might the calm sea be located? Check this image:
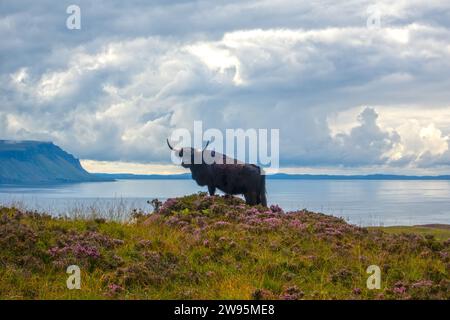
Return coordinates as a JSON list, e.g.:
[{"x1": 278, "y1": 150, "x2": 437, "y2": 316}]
[{"x1": 1, "y1": 179, "x2": 450, "y2": 226}]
